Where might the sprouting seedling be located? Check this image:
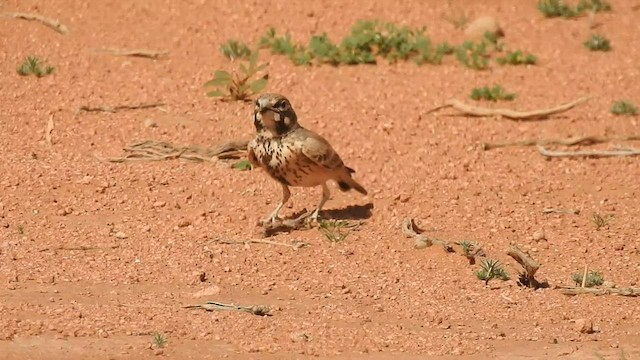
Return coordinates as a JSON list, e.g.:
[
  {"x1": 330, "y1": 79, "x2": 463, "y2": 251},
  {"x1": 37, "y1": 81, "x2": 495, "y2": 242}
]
[
  {"x1": 232, "y1": 159, "x2": 253, "y2": 171},
  {"x1": 537, "y1": 0, "x2": 578, "y2": 18},
  {"x1": 584, "y1": 34, "x2": 611, "y2": 51},
  {"x1": 476, "y1": 258, "x2": 509, "y2": 285},
  {"x1": 220, "y1": 40, "x2": 252, "y2": 61},
  {"x1": 571, "y1": 270, "x2": 604, "y2": 287},
  {"x1": 204, "y1": 52, "x2": 268, "y2": 102},
  {"x1": 496, "y1": 50, "x2": 537, "y2": 65},
  {"x1": 152, "y1": 333, "x2": 167, "y2": 348},
  {"x1": 610, "y1": 100, "x2": 638, "y2": 116},
  {"x1": 592, "y1": 213, "x2": 613, "y2": 230},
  {"x1": 17, "y1": 56, "x2": 55, "y2": 77},
  {"x1": 470, "y1": 85, "x2": 516, "y2": 102},
  {"x1": 318, "y1": 219, "x2": 357, "y2": 242}
]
